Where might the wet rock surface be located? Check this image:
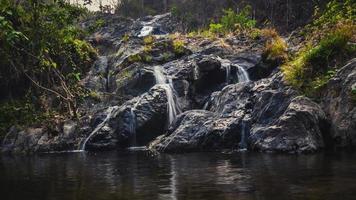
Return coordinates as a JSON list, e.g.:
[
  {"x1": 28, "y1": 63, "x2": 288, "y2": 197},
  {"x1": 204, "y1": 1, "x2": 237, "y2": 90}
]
[{"x1": 150, "y1": 73, "x2": 328, "y2": 153}]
